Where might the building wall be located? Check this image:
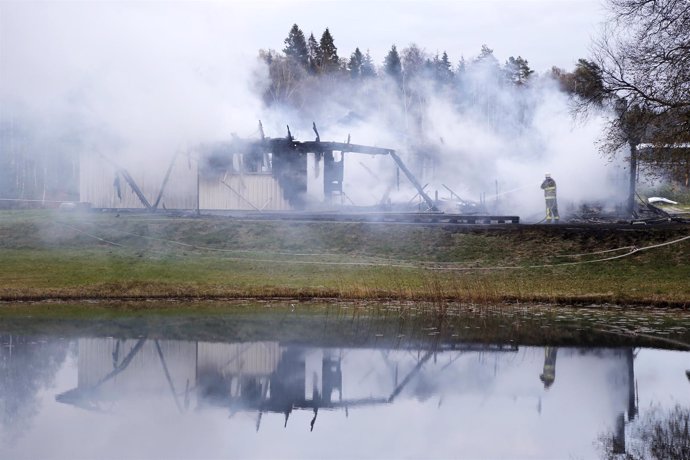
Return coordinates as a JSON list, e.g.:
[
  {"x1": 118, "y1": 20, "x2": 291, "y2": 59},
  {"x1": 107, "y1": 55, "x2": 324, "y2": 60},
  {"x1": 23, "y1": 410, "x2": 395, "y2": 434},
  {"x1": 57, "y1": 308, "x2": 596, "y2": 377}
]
[
  {"x1": 78, "y1": 338, "x2": 197, "y2": 396},
  {"x1": 80, "y1": 153, "x2": 197, "y2": 209},
  {"x1": 200, "y1": 174, "x2": 291, "y2": 211},
  {"x1": 197, "y1": 341, "x2": 281, "y2": 377},
  {"x1": 80, "y1": 154, "x2": 291, "y2": 211}
]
